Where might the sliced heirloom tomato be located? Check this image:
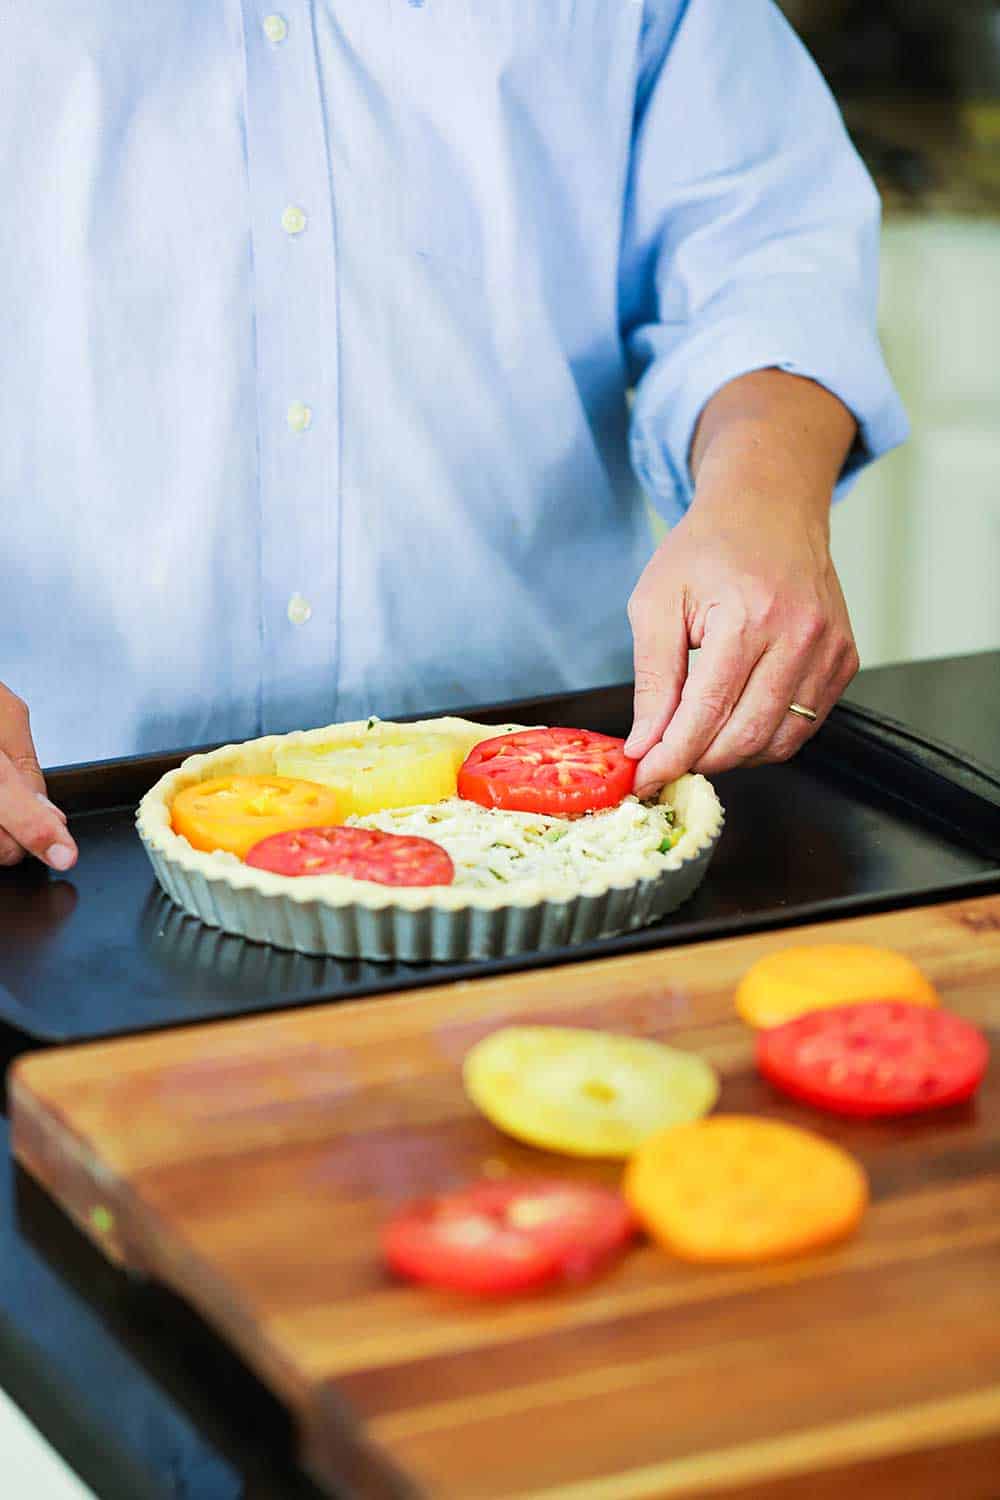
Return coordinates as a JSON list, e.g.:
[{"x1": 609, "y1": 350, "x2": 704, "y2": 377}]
[
  {"x1": 171, "y1": 776, "x2": 344, "y2": 859},
  {"x1": 464, "y1": 1026, "x2": 719, "y2": 1159},
  {"x1": 383, "y1": 1179, "x2": 636, "y2": 1295},
  {"x1": 245, "y1": 825, "x2": 454, "y2": 886},
  {"x1": 735, "y1": 943, "x2": 939, "y2": 1029},
  {"x1": 275, "y1": 727, "x2": 463, "y2": 818},
  {"x1": 757, "y1": 1001, "x2": 990, "y2": 1118},
  {"x1": 626, "y1": 1116, "x2": 868, "y2": 1265},
  {"x1": 457, "y1": 727, "x2": 636, "y2": 817}
]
